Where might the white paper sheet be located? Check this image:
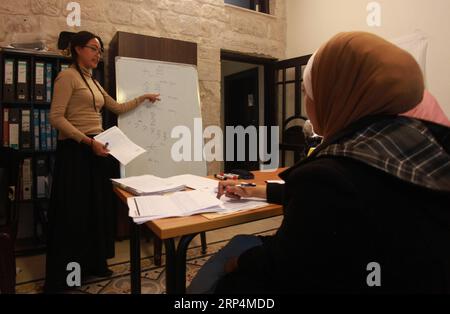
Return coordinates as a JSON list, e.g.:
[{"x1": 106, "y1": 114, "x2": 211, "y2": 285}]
[
  {"x1": 112, "y1": 174, "x2": 185, "y2": 195},
  {"x1": 129, "y1": 188, "x2": 270, "y2": 223},
  {"x1": 166, "y1": 174, "x2": 218, "y2": 190},
  {"x1": 128, "y1": 189, "x2": 222, "y2": 219},
  {"x1": 94, "y1": 126, "x2": 146, "y2": 165}
]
